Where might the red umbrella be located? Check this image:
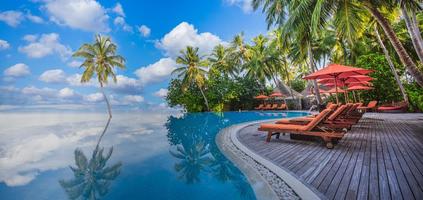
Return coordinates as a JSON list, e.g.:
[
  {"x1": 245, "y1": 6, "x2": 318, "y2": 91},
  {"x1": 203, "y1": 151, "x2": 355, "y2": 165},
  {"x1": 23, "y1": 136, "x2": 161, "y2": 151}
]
[
  {"x1": 304, "y1": 64, "x2": 373, "y2": 103},
  {"x1": 347, "y1": 85, "x2": 374, "y2": 91},
  {"x1": 321, "y1": 87, "x2": 345, "y2": 94},
  {"x1": 269, "y1": 92, "x2": 283, "y2": 97},
  {"x1": 347, "y1": 85, "x2": 374, "y2": 102},
  {"x1": 348, "y1": 81, "x2": 372, "y2": 87},
  {"x1": 254, "y1": 94, "x2": 268, "y2": 99}
]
